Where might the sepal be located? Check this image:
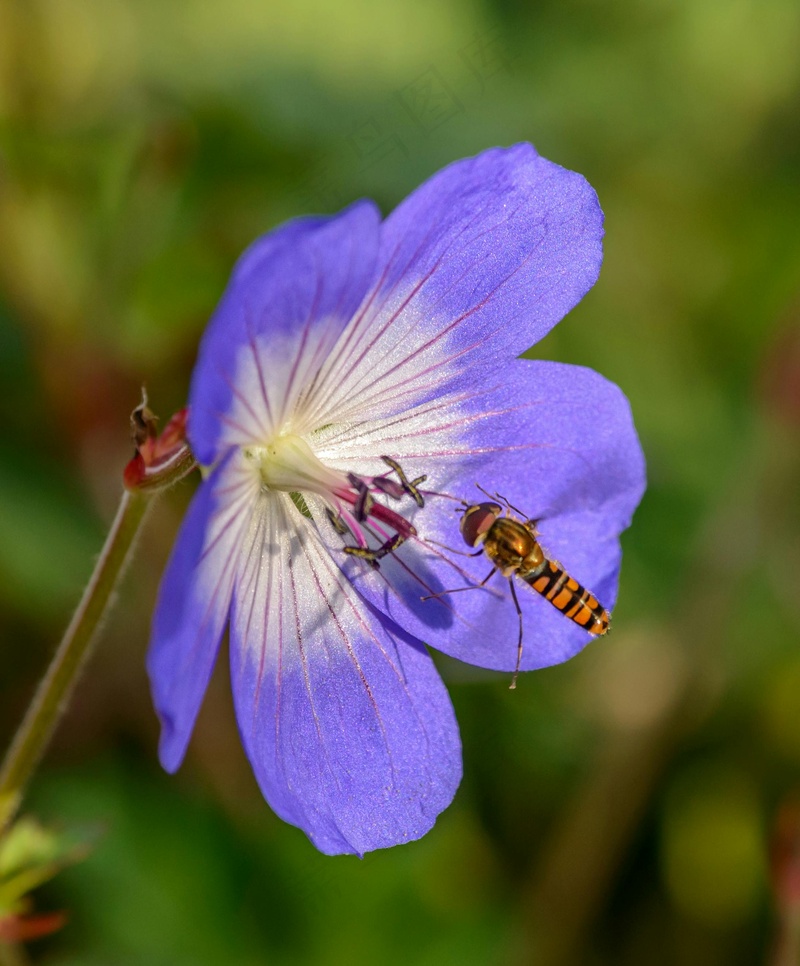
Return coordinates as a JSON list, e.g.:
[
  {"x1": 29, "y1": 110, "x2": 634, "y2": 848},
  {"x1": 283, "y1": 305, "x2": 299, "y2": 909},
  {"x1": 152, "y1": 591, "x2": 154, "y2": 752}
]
[{"x1": 123, "y1": 394, "x2": 197, "y2": 492}]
